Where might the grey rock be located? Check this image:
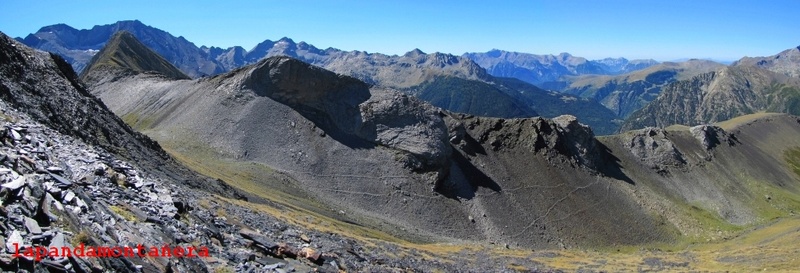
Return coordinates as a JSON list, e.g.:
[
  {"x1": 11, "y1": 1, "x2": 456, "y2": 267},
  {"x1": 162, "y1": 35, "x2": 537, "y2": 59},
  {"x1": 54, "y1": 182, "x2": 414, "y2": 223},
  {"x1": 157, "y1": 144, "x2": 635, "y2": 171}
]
[
  {"x1": 49, "y1": 232, "x2": 65, "y2": 249},
  {"x1": 9, "y1": 129, "x2": 21, "y2": 141},
  {"x1": 624, "y1": 127, "x2": 686, "y2": 171},
  {"x1": 356, "y1": 93, "x2": 452, "y2": 171},
  {"x1": 1, "y1": 176, "x2": 26, "y2": 191},
  {"x1": 6, "y1": 230, "x2": 22, "y2": 253},
  {"x1": 63, "y1": 191, "x2": 75, "y2": 203},
  {"x1": 690, "y1": 124, "x2": 735, "y2": 151},
  {"x1": 49, "y1": 173, "x2": 73, "y2": 188},
  {"x1": 553, "y1": 115, "x2": 600, "y2": 168},
  {"x1": 24, "y1": 216, "x2": 42, "y2": 234}
]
